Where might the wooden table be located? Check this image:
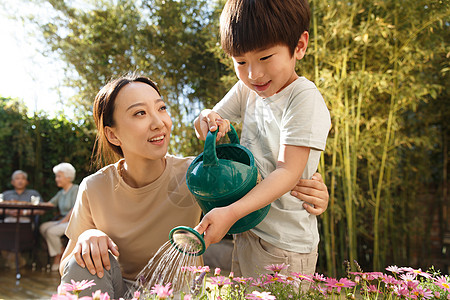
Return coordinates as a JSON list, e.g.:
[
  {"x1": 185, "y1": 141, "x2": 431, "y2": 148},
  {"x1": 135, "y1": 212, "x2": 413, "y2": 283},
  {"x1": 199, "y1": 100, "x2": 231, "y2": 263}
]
[{"x1": 0, "y1": 201, "x2": 54, "y2": 279}]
